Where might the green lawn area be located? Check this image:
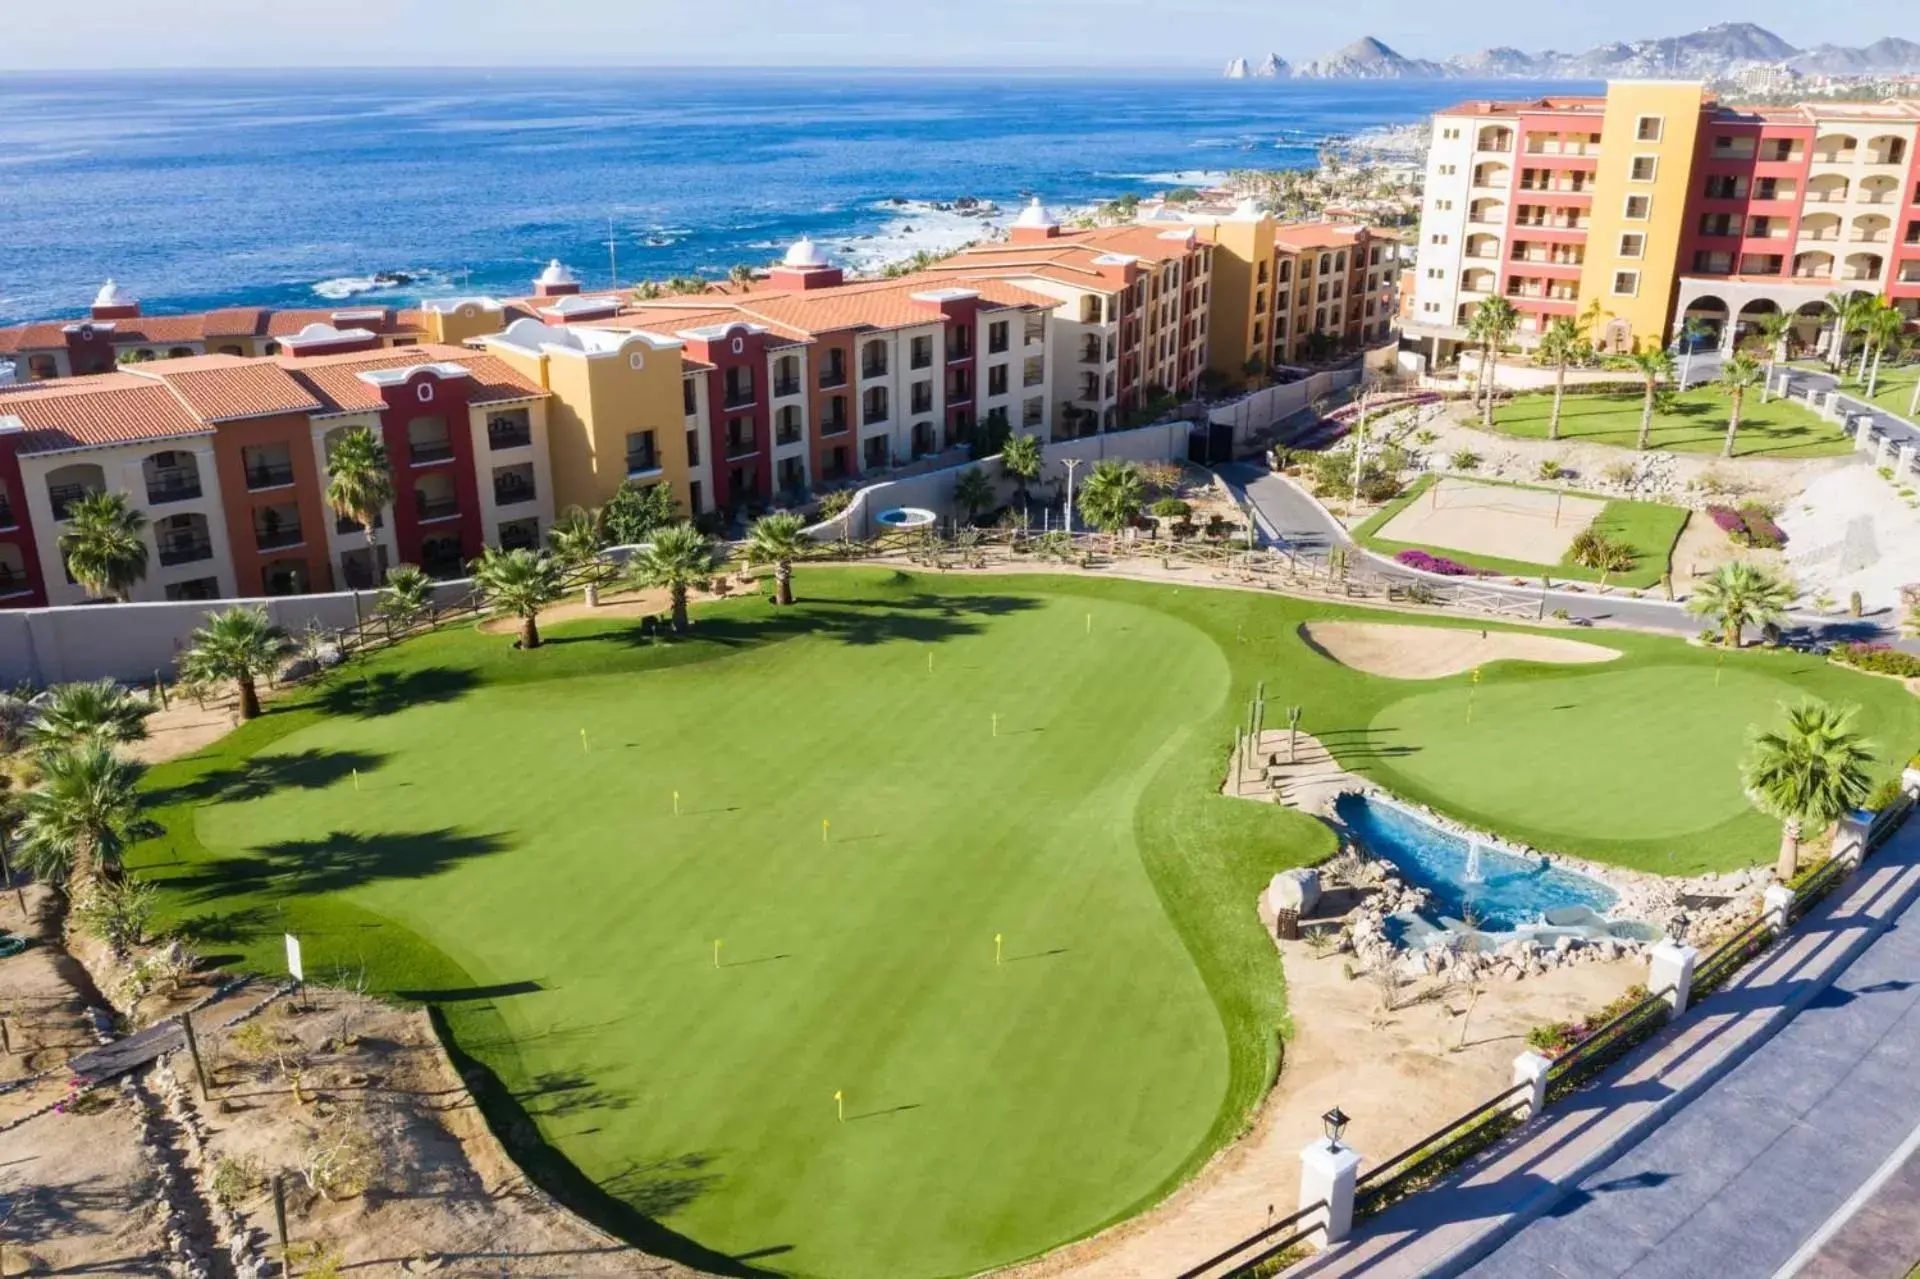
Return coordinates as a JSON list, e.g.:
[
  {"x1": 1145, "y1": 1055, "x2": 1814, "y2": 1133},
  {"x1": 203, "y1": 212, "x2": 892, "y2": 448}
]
[
  {"x1": 1355, "y1": 474, "x2": 1690, "y2": 590},
  {"x1": 128, "y1": 571, "x2": 1920, "y2": 1277},
  {"x1": 1489, "y1": 387, "x2": 1852, "y2": 458}
]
